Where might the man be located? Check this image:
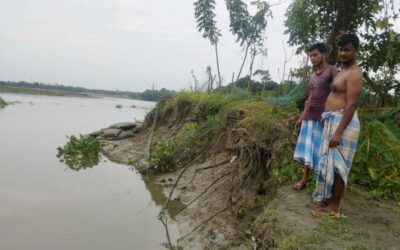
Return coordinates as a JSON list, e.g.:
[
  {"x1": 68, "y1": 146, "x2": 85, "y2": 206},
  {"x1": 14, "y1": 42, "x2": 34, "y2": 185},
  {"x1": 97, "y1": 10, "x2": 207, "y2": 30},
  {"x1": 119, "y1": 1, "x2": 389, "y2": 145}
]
[
  {"x1": 311, "y1": 34, "x2": 363, "y2": 218},
  {"x1": 293, "y1": 43, "x2": 338, "y2": 190}
]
